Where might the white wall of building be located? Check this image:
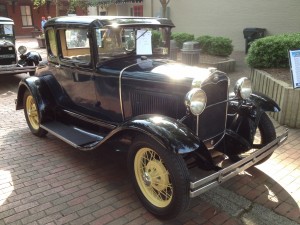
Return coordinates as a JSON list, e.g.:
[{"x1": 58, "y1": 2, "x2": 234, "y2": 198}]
[{"x1": 144, "y1": 0, "x2": 300, "y2": 51}]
